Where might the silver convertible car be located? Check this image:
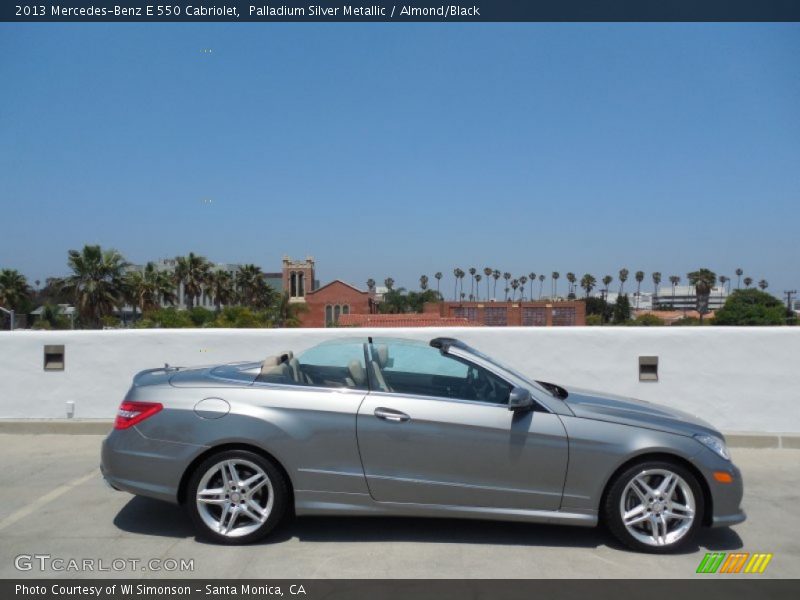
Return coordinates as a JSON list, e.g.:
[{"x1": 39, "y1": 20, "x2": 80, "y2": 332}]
[{"x1": 101, "y1": 337, "x2": 745, "y2": 552}]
